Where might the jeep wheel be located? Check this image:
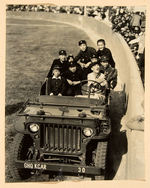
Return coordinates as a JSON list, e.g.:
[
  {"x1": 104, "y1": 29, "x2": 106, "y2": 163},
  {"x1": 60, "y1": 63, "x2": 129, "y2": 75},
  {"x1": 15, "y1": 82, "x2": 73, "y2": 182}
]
[
  {"x1": 9, "y1": 133, "x2": 33, "y2": 181},
  {"x1": 94, "y1": 142, "x2": 108, "y2": 180}
]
